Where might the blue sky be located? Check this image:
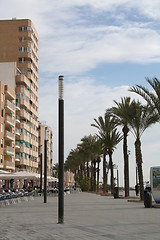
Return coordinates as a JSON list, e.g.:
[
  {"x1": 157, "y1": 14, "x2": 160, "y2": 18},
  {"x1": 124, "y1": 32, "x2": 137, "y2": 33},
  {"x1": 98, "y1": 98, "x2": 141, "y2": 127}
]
[{"x1": 1, "y1": 0, "x2": 160, "y2": 186}]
